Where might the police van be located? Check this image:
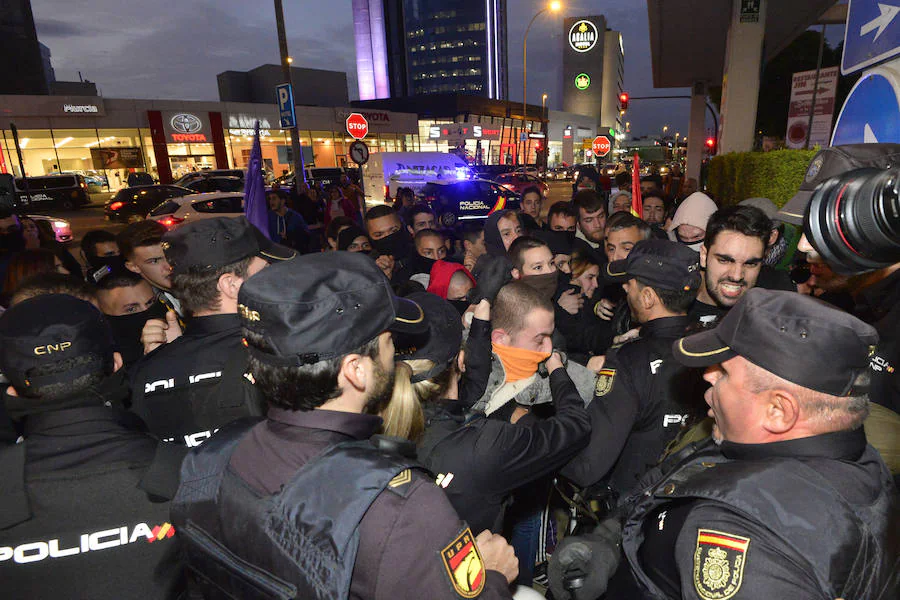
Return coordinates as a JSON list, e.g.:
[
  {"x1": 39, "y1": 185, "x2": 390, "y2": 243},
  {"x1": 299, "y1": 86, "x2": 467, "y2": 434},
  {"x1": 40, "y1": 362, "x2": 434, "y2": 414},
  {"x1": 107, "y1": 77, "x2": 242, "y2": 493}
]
[
  {"x1": 420, "y1": 178, "x2": 520, "y2": 228},
  {"x1": 13, "y1": 174, "x2": 91, "y2": 211},
  {"x1": 361, "y1": 152, "x2": 471, "y2": 205}
]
